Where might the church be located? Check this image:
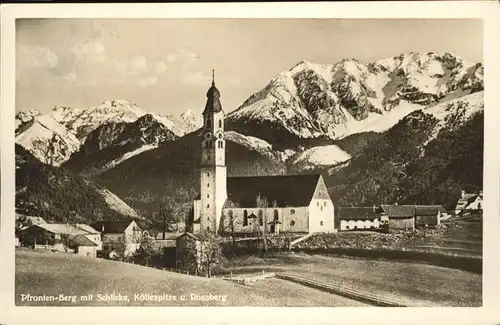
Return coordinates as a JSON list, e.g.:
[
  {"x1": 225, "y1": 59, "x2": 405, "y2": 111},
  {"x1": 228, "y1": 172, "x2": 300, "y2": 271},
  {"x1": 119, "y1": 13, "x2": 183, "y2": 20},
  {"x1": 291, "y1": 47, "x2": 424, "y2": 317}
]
[{"x1": 190, "y1": 72, "x2": 335, "y2": 236}]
